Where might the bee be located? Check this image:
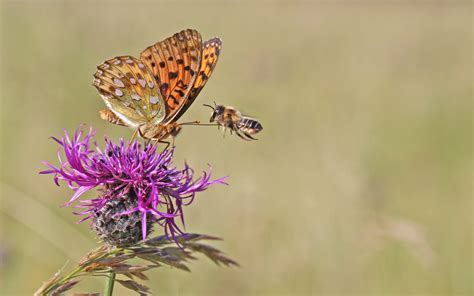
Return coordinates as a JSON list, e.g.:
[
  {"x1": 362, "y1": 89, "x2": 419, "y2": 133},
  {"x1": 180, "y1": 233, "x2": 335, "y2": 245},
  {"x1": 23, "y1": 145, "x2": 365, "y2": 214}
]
[{"x1": 204, "y1": 103, "x2": 263, "y2": 140}]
